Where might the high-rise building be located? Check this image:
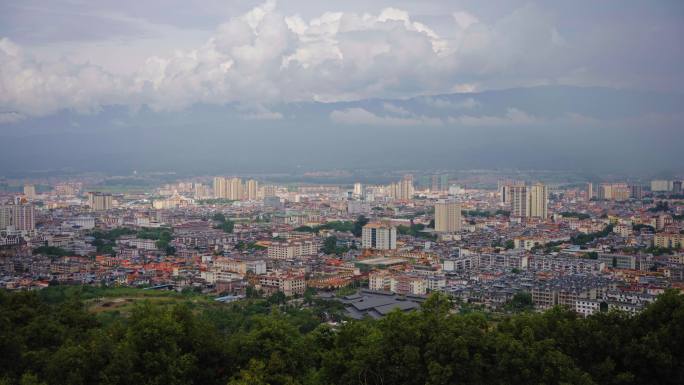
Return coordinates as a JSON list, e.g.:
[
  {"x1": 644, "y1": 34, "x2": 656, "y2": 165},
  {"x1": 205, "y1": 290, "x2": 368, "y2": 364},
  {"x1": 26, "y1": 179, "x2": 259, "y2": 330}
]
[
  {"x1": 510, "y1": 185, "x2": 528, "y2": 217},
  {"x1": 246, "y1": 179, "x2": 259, "y2": 200},
  {"x1": 229, "y1": 178, "x2": 243, "y2": 200},
  {"x1": 0, "y1": 205, "x2": 9, "y2": 229},
  {"x1": 673, "y1": 181, "x2": 682, "y2": 194},
  {"x1": 54, "y1": 183, "x2": 77, "y2": 196},
  {"x1": 651, "y1": 180, "x2": 672, "y2": 192},
  {"x1": 194, "y1": 183, "x2": 210, "y2": 199},
  {"x1": 353, "y1": 183, "x2": 363, "y2": 197},
  {"x1": 87, "y1": 192, "x2": 113, "y2": 211},
  {"x1": 13, "y1": 203, "x2": 35, "y2": 231},
  {"x1": 629, "y1": 184, "x2": 644, "y2": 199},
  {"x1": 500, "y1": 181, "x2": 524, "y2": 206},
  {"x1": 362, "y1": 223, "x2": 397, "y2": 250},
  {"x1": 398, "y1": 174, "x2": 414, "y2": 200},
  {"x1": 213, "y1": 177, "x2": 227, "y2": 198},
  {"x1": 0, "y1": 200, "x2": 35, "y2": 231},
  {"x1": 598, "y1": 183, "x2": 630, "y2": 201},
  {"x1": 527, "y1": 183, "x2": 548, "y2": 219},
  {"x1": 23, "y1": 184, "x2": 36, "y2": 199},
  {"x1": 387, "y1": 176, "x2": 414, "y2": 201},
  {"x1": 434, "y1": 200, "x2": 462, "y2": 233},
  {"x1": 586, "y1": 182, "x2": 593, "y2": 201},
  {"x1": 431, "y1": 174, "x2": 449, "y2": 192}
]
